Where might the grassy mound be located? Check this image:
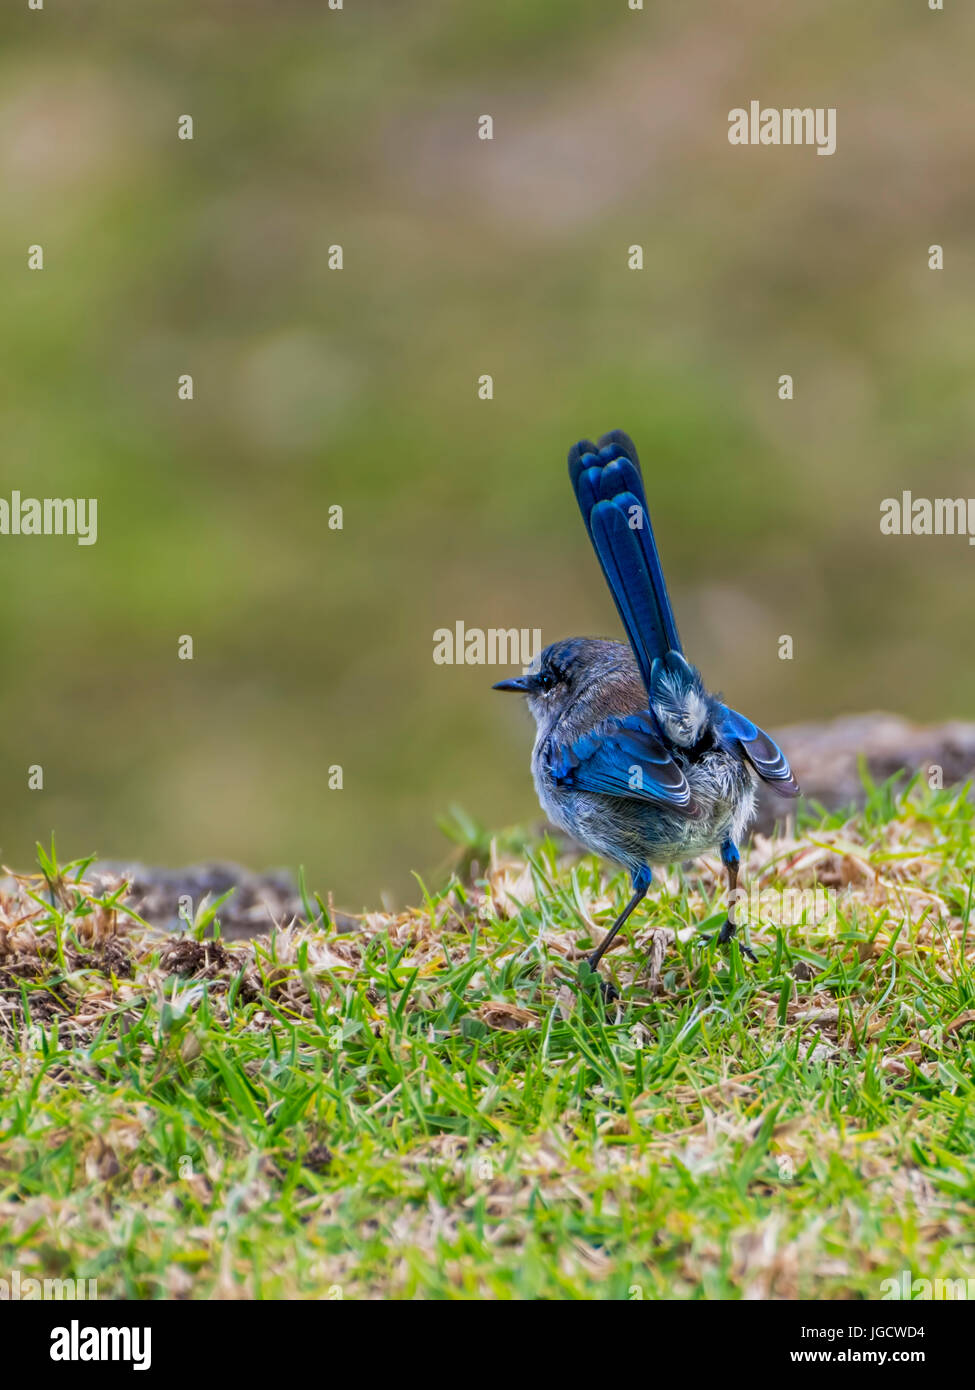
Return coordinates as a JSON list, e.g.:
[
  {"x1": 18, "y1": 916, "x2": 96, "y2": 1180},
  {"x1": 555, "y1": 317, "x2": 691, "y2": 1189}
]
[{"x1": 1, "y1": 780, "x2": 973, "y2": 1299}]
